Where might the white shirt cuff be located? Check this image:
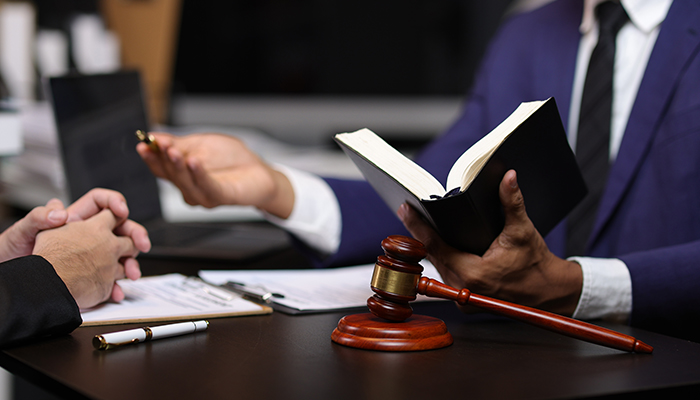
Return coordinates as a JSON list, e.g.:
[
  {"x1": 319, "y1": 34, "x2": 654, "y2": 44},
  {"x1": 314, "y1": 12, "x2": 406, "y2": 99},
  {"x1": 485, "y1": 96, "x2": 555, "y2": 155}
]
[
  {"x1": 263, "y1": 165, "x2": 341, "y2": 255},
  {"x1": 569, "y1": 256, "x2": 632, "y2": 323}
]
